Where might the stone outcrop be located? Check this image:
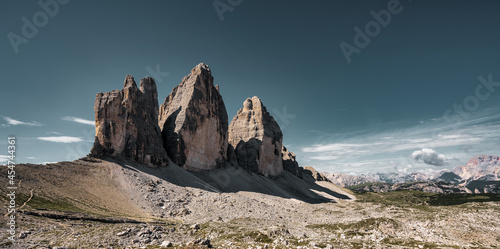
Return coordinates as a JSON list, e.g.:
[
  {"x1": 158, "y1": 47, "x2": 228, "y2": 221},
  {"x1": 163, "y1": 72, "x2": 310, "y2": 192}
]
[
  {"x1": 158, "y1": 63, "x2": 228, "y2": 171},
  {"x1": 91, "y1": 76, "x2": 168, "y2": 167},
  {"x1": 282, "y1": 146, "x2": 302, "y2": 178},
  {"x1": 303, "y1": 166, "x2": 329, "y2": 182},
  {"x1": 228, "y1": 96, "x2": 283, "y2": 177}
]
